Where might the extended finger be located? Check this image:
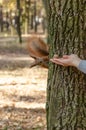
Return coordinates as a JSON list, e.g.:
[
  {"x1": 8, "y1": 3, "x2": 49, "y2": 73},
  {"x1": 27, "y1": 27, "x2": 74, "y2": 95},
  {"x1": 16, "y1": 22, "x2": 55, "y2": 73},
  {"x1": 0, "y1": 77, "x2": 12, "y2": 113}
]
[{"x1": 50, "y1": 59, "x2": 64, "y2": 66}]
